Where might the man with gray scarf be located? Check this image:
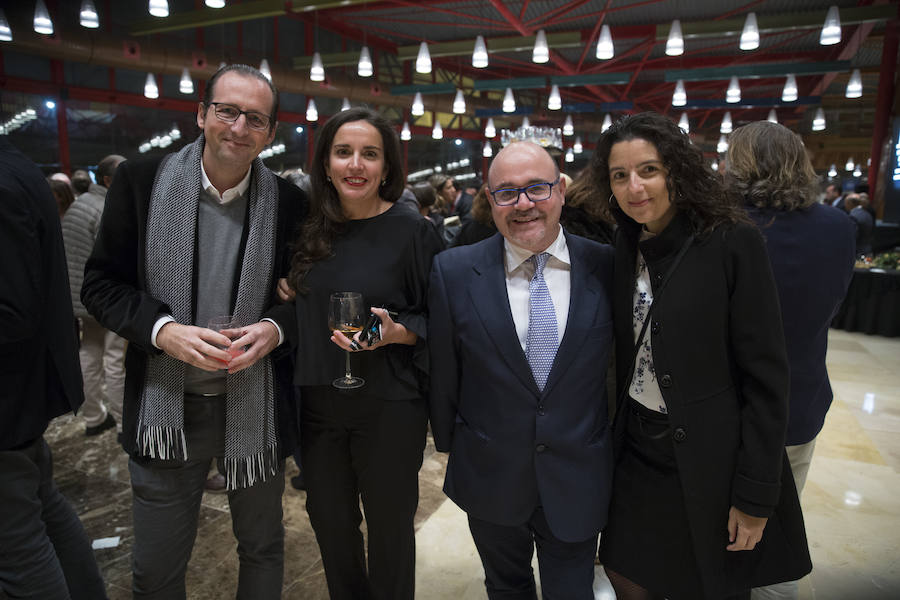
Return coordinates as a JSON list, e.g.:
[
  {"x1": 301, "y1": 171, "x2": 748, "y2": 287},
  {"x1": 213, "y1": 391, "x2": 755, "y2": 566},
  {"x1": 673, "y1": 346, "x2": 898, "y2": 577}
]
[{"x1": 82, "y1": 64, "x2": 306, "y2": 599}]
